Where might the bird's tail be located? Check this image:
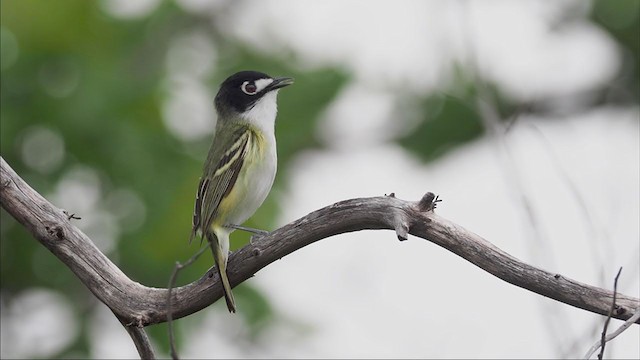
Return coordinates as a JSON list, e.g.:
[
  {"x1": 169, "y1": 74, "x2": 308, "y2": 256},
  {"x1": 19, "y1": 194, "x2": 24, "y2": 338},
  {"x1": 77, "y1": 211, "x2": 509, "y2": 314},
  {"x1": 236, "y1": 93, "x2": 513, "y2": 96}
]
[{"x1": 207, "y1": 231, "x2": 237, "y2": 313}]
